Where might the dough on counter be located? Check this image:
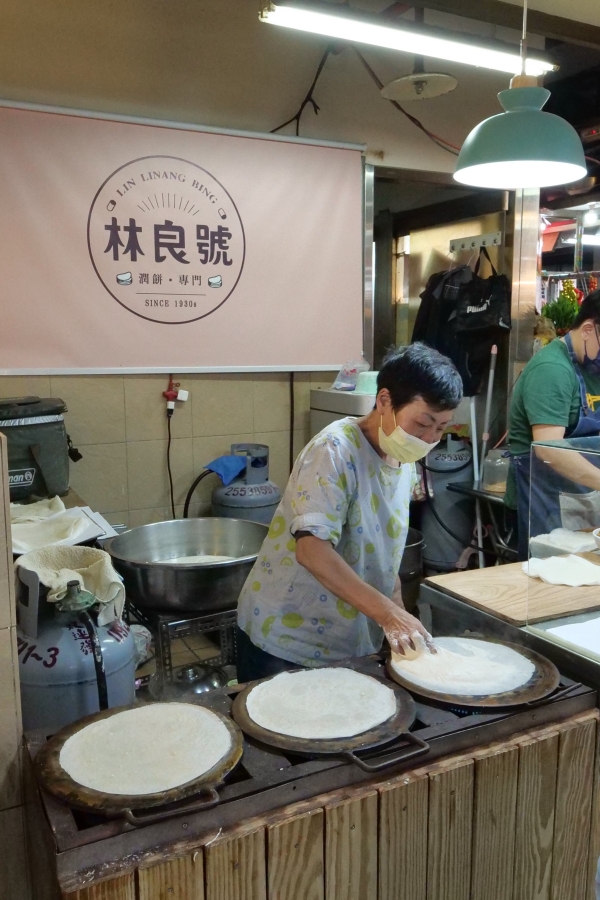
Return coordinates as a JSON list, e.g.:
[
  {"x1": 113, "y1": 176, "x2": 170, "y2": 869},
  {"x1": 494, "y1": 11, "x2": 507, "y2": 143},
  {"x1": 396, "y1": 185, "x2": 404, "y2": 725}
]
[
  {"x1": 524, "y1": 554, "x2": 600, "y2": 587},
  {"x1": 245, "y1": 667, "x2": 397, "y2": 739},
  {"x1": 60, "y1": 703, "x2": 232, "y2": 795},
  {"x1": 391, "y1": 637, "x2": 535, "y2": 696}
]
